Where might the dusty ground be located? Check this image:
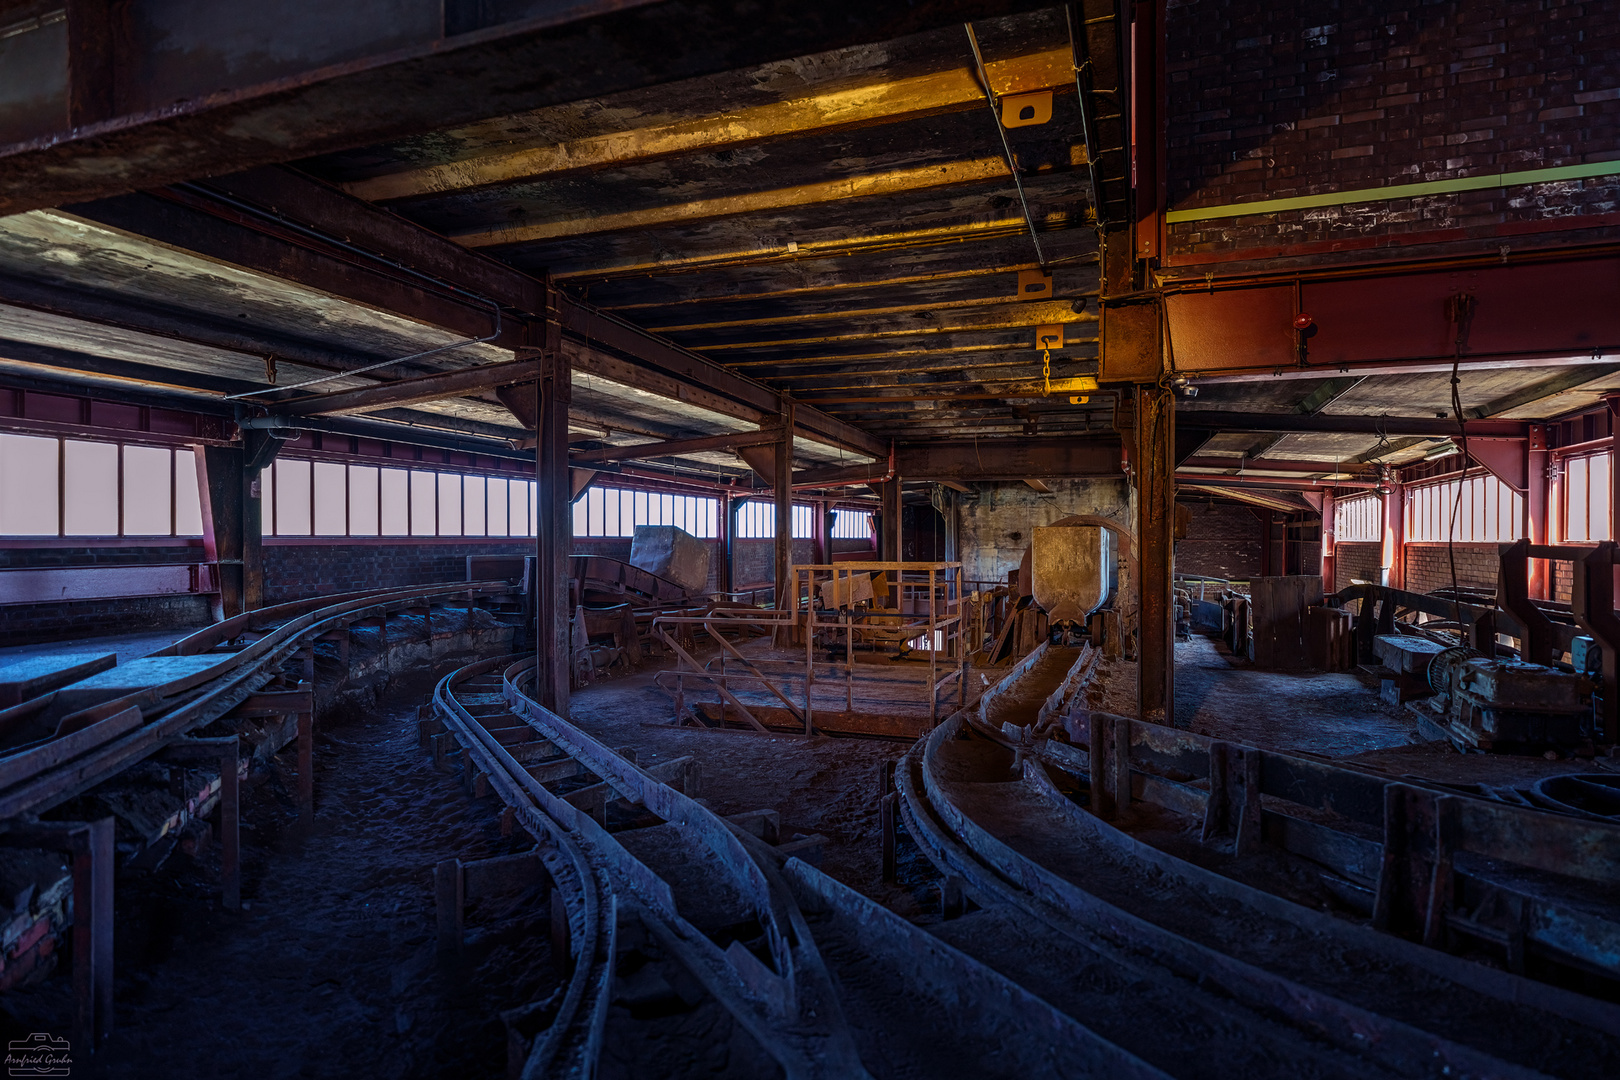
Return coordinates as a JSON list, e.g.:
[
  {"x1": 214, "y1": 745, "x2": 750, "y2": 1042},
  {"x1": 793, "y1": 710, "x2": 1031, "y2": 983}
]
[
  {"x1": 0, "y1": 674, "x2": 556, "y2": 1080},
  {"x1": 570, "y1": 646, "x2": 938, "y2": 917}
]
